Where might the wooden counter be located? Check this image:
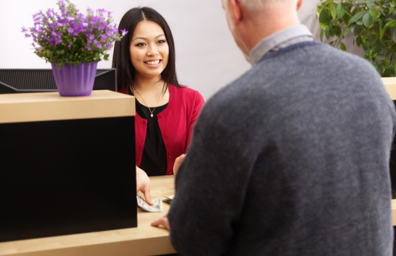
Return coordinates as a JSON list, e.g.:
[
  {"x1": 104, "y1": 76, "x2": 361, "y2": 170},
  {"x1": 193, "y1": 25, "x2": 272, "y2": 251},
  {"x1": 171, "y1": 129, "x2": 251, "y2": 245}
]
[{"x1": 0, "y1": 175, "x2": 176, "y2": 256}]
